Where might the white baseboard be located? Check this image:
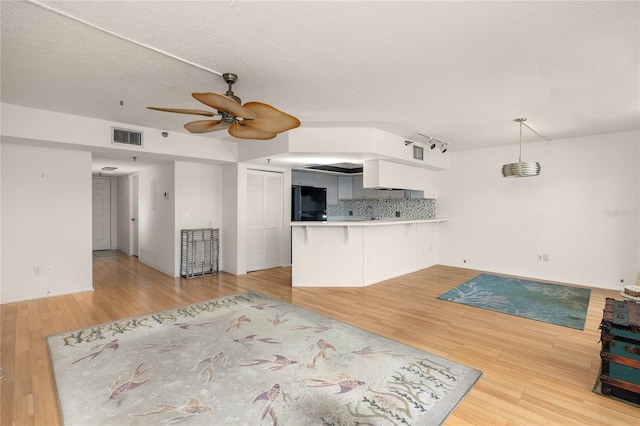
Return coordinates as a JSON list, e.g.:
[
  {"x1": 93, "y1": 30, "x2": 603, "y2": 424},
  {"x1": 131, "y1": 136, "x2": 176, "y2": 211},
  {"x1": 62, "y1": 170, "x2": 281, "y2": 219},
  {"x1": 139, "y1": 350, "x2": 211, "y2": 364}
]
[{"x1": 1, "y1": 287, "x2": 95, "y2": 305}]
